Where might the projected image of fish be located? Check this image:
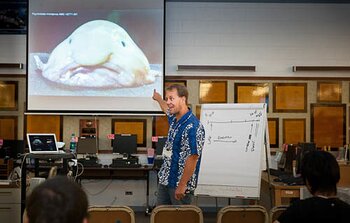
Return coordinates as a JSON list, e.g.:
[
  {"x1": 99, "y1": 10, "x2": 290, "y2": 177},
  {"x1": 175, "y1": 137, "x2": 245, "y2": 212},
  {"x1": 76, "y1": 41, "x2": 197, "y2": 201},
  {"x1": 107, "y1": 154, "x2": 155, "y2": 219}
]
[{"x1": 34, "y1": 20, "x2": 158, "y2": 88}]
